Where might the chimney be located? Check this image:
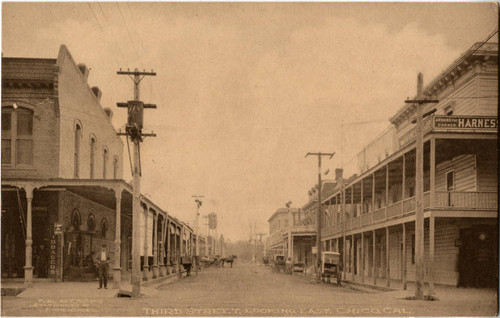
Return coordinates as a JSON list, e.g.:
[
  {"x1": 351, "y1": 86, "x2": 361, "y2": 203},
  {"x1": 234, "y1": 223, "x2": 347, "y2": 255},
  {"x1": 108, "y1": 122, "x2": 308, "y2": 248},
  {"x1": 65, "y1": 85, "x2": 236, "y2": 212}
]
[
  {"x1": 103, "y1": 107, "x2": 113, "y2": 120},
  {"x1": 78, "y1": 63, "x2": 89, "y2": 82},
  {"x1": 91, "y1": 86, "x2": 102, "y2": 101},
  {"x1": 335, "y1": 168, "x2": 343, "y2": 181}
]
